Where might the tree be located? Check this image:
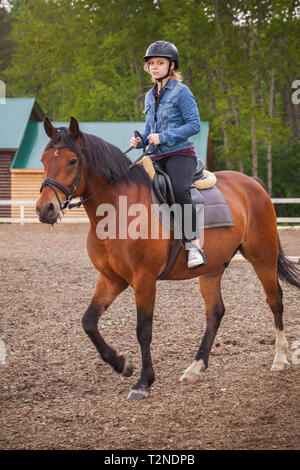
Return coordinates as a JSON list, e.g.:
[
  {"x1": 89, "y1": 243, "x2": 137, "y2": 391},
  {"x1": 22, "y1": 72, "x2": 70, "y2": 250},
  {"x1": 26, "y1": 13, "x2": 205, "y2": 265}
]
[
  {"x1": 2, "y1": 0, "x2": 300, "y2": 202},
  {"x1": 0, "y1": 3, "x2": 15, "y2": 73}
]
